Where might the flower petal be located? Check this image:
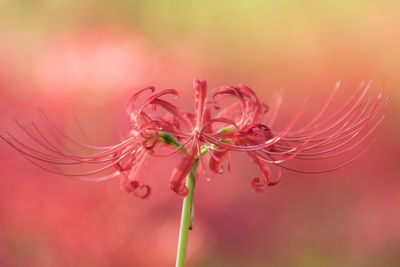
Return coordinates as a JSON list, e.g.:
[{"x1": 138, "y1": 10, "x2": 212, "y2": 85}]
[
  {"x1": 194, "y1": 79, "x2": 208, "y2": 129},
  {"x1": 169, "y1": 138, "x2": 198, "y2": 197}
]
